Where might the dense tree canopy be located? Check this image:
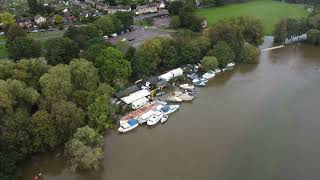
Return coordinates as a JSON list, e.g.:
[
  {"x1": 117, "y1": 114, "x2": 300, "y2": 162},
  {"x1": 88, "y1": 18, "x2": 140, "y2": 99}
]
[
  {"x1": 65, "y1": 126, "x2": 103, "y2": 171},
  {"x1": 43, "y1": 37, "x2": 80, "y2": 65},
  {"x1": 8, "y1": 37, "x2": 41, "y2": 60},
  {"x1": 201, "y1": 56, "x2": 219, "y2": 71}
]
